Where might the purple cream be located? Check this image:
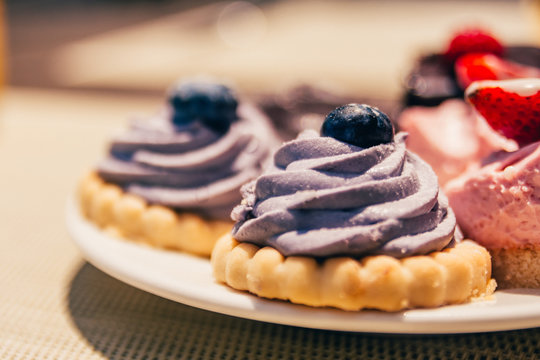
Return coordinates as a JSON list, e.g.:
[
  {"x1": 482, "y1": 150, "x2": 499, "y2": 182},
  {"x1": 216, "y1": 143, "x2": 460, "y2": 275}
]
[
  {"x1": 231, "y1": 130, "x2": 459, "y2": 258},
  {"x1": 97, "y1": 103, "x2": 277, "y2": 220}
]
